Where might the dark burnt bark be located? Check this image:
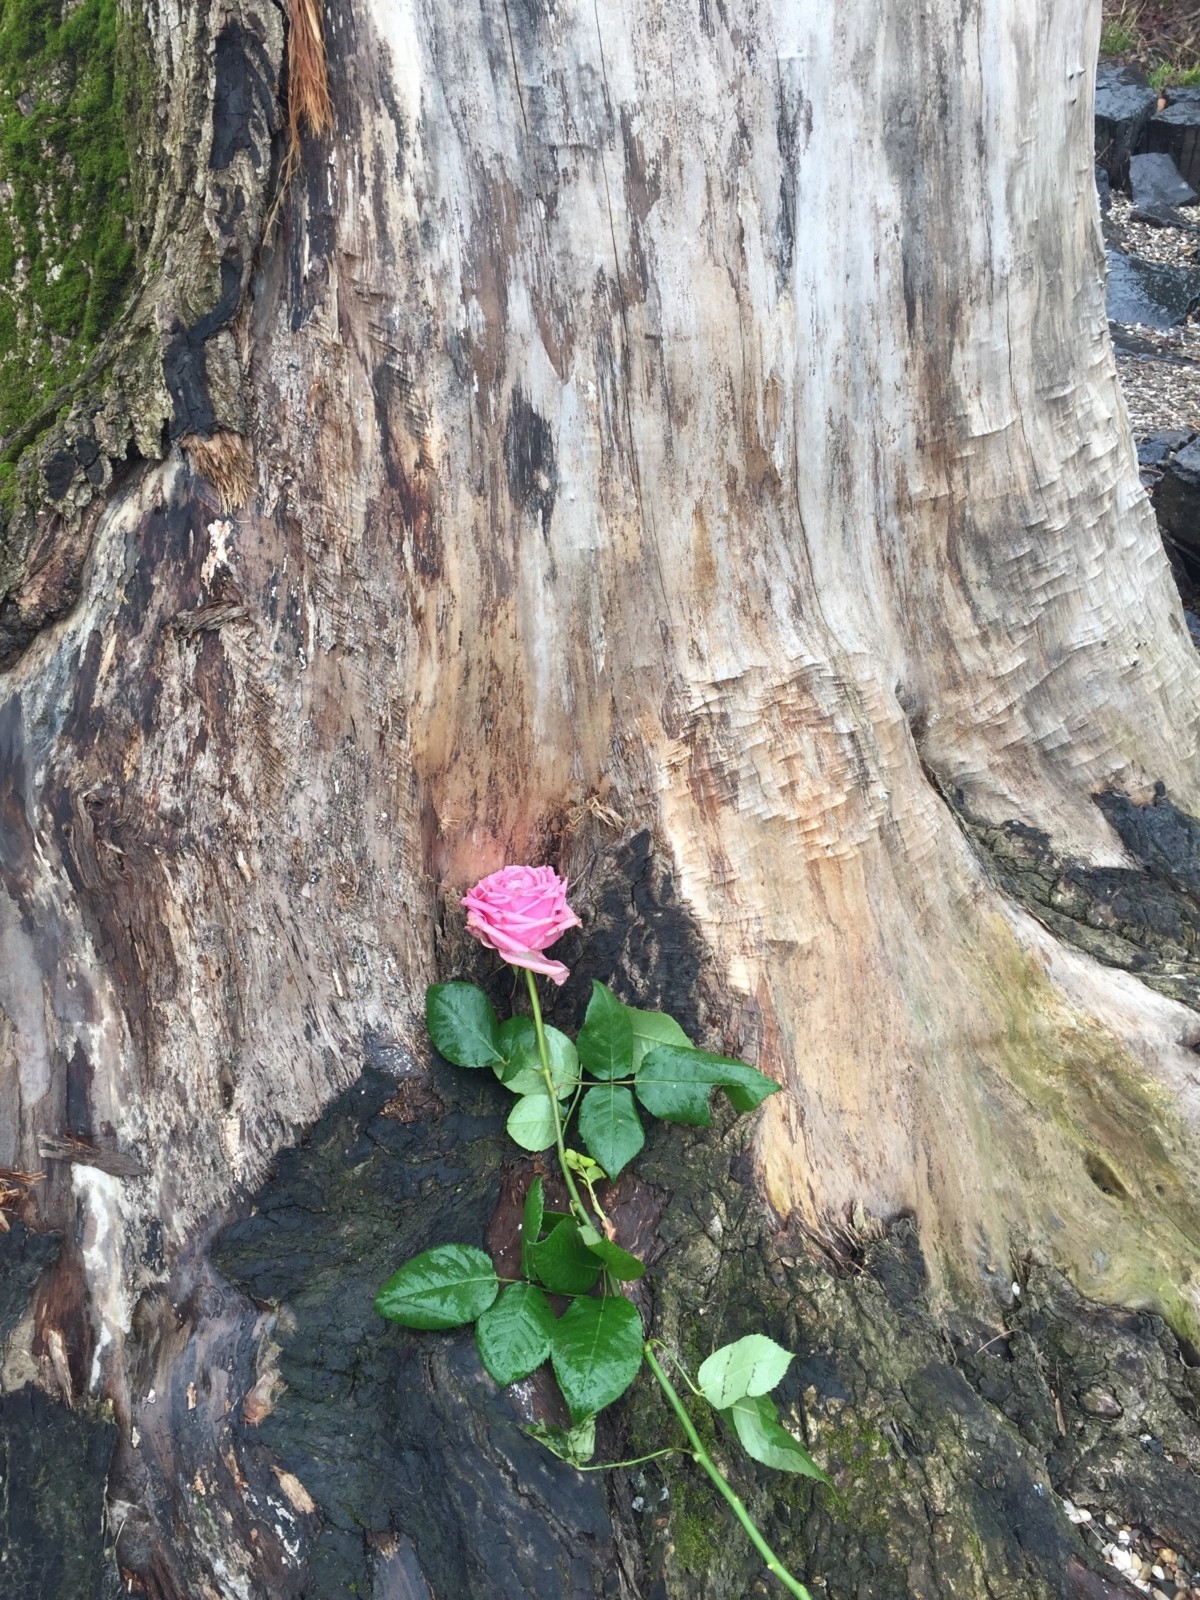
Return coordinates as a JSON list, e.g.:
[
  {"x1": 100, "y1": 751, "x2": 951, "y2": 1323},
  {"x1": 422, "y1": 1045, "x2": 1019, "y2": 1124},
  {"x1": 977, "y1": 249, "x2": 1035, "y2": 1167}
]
[
  {"x1": 4, "y1": 841, "x2": 1185, "y2": 1600},
  {"x1": 103, "y1": 1038, "x2": 1200, "y2": 1600}
]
